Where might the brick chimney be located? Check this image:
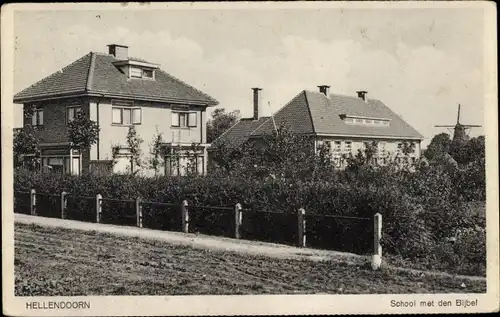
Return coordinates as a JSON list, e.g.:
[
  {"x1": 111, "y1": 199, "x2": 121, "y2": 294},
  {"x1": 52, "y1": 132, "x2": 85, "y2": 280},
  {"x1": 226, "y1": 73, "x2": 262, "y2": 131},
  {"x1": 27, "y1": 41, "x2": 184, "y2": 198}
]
[
  {"x1": 318, "y1": 85, "x2": 330, "y2": 96},
  {"x1": 252, "y1": 88, "x2": 262, "y2": 120},
  {"x1": 356, "y1": 90, "x2": 368, "y2": 102},
  {"x1": 108, "y1": 44, "x2": 129, "y2": 60}
]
